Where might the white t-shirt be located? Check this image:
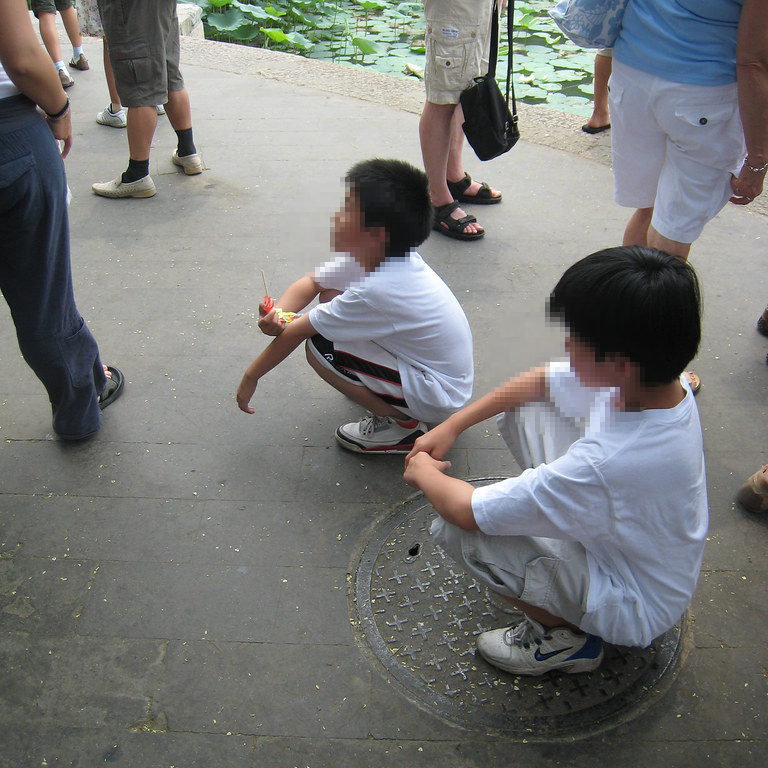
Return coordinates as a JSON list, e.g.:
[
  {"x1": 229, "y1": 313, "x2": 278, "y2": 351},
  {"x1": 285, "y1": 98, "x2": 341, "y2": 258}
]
[
  {"x1": 309, "y1": 252, "x2": 474, "y2": 424},
  {"x1": 472, "y1": 361, "x2": 708, "y2": 647},
  {"x1": 0, "y1": 62, "x2": 21, "y2": 100}
]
